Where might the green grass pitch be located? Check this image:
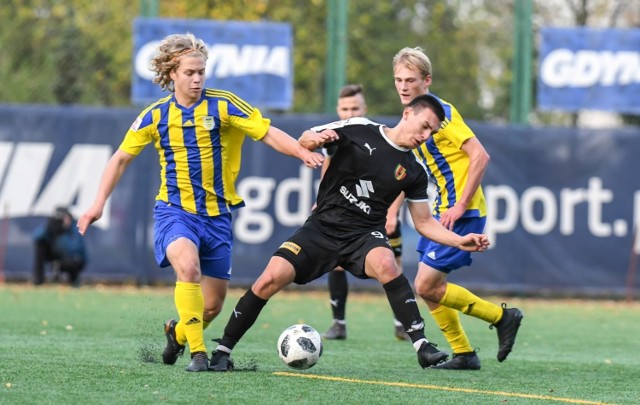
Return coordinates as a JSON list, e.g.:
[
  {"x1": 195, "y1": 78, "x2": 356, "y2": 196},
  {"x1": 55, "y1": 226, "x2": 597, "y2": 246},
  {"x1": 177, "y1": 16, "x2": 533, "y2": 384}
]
[{"x1": 1, "y1": 285, "x2": 639, "y2": 404}]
